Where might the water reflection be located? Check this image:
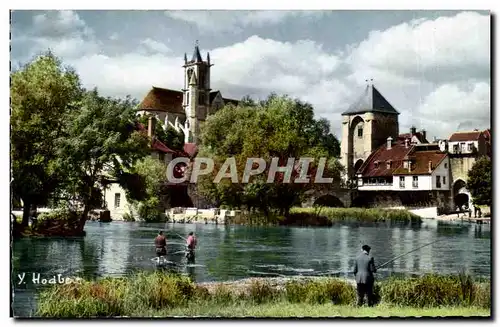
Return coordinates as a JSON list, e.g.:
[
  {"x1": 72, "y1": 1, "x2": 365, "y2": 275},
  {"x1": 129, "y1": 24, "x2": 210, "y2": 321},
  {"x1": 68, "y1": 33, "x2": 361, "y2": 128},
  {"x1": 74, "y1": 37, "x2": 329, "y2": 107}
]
[{"x1": 12, "y1": 220, "x2": 491, "y2": 317}]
